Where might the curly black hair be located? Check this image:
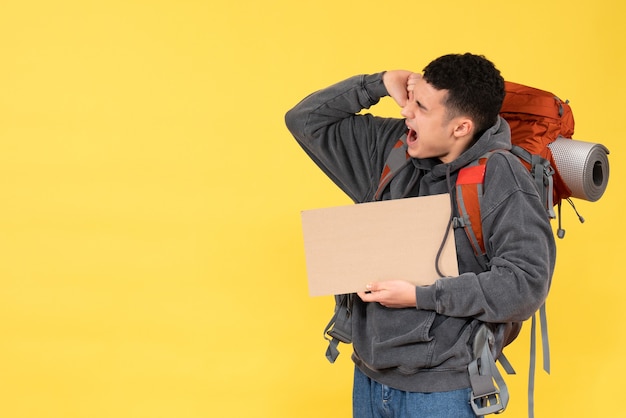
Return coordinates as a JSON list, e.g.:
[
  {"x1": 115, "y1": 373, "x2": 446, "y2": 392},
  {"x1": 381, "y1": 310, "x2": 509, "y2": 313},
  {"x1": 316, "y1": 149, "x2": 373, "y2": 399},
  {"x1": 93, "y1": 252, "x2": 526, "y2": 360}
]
[{"x1": 423, "y1": 53, "x2": 505, "y2": 140}]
